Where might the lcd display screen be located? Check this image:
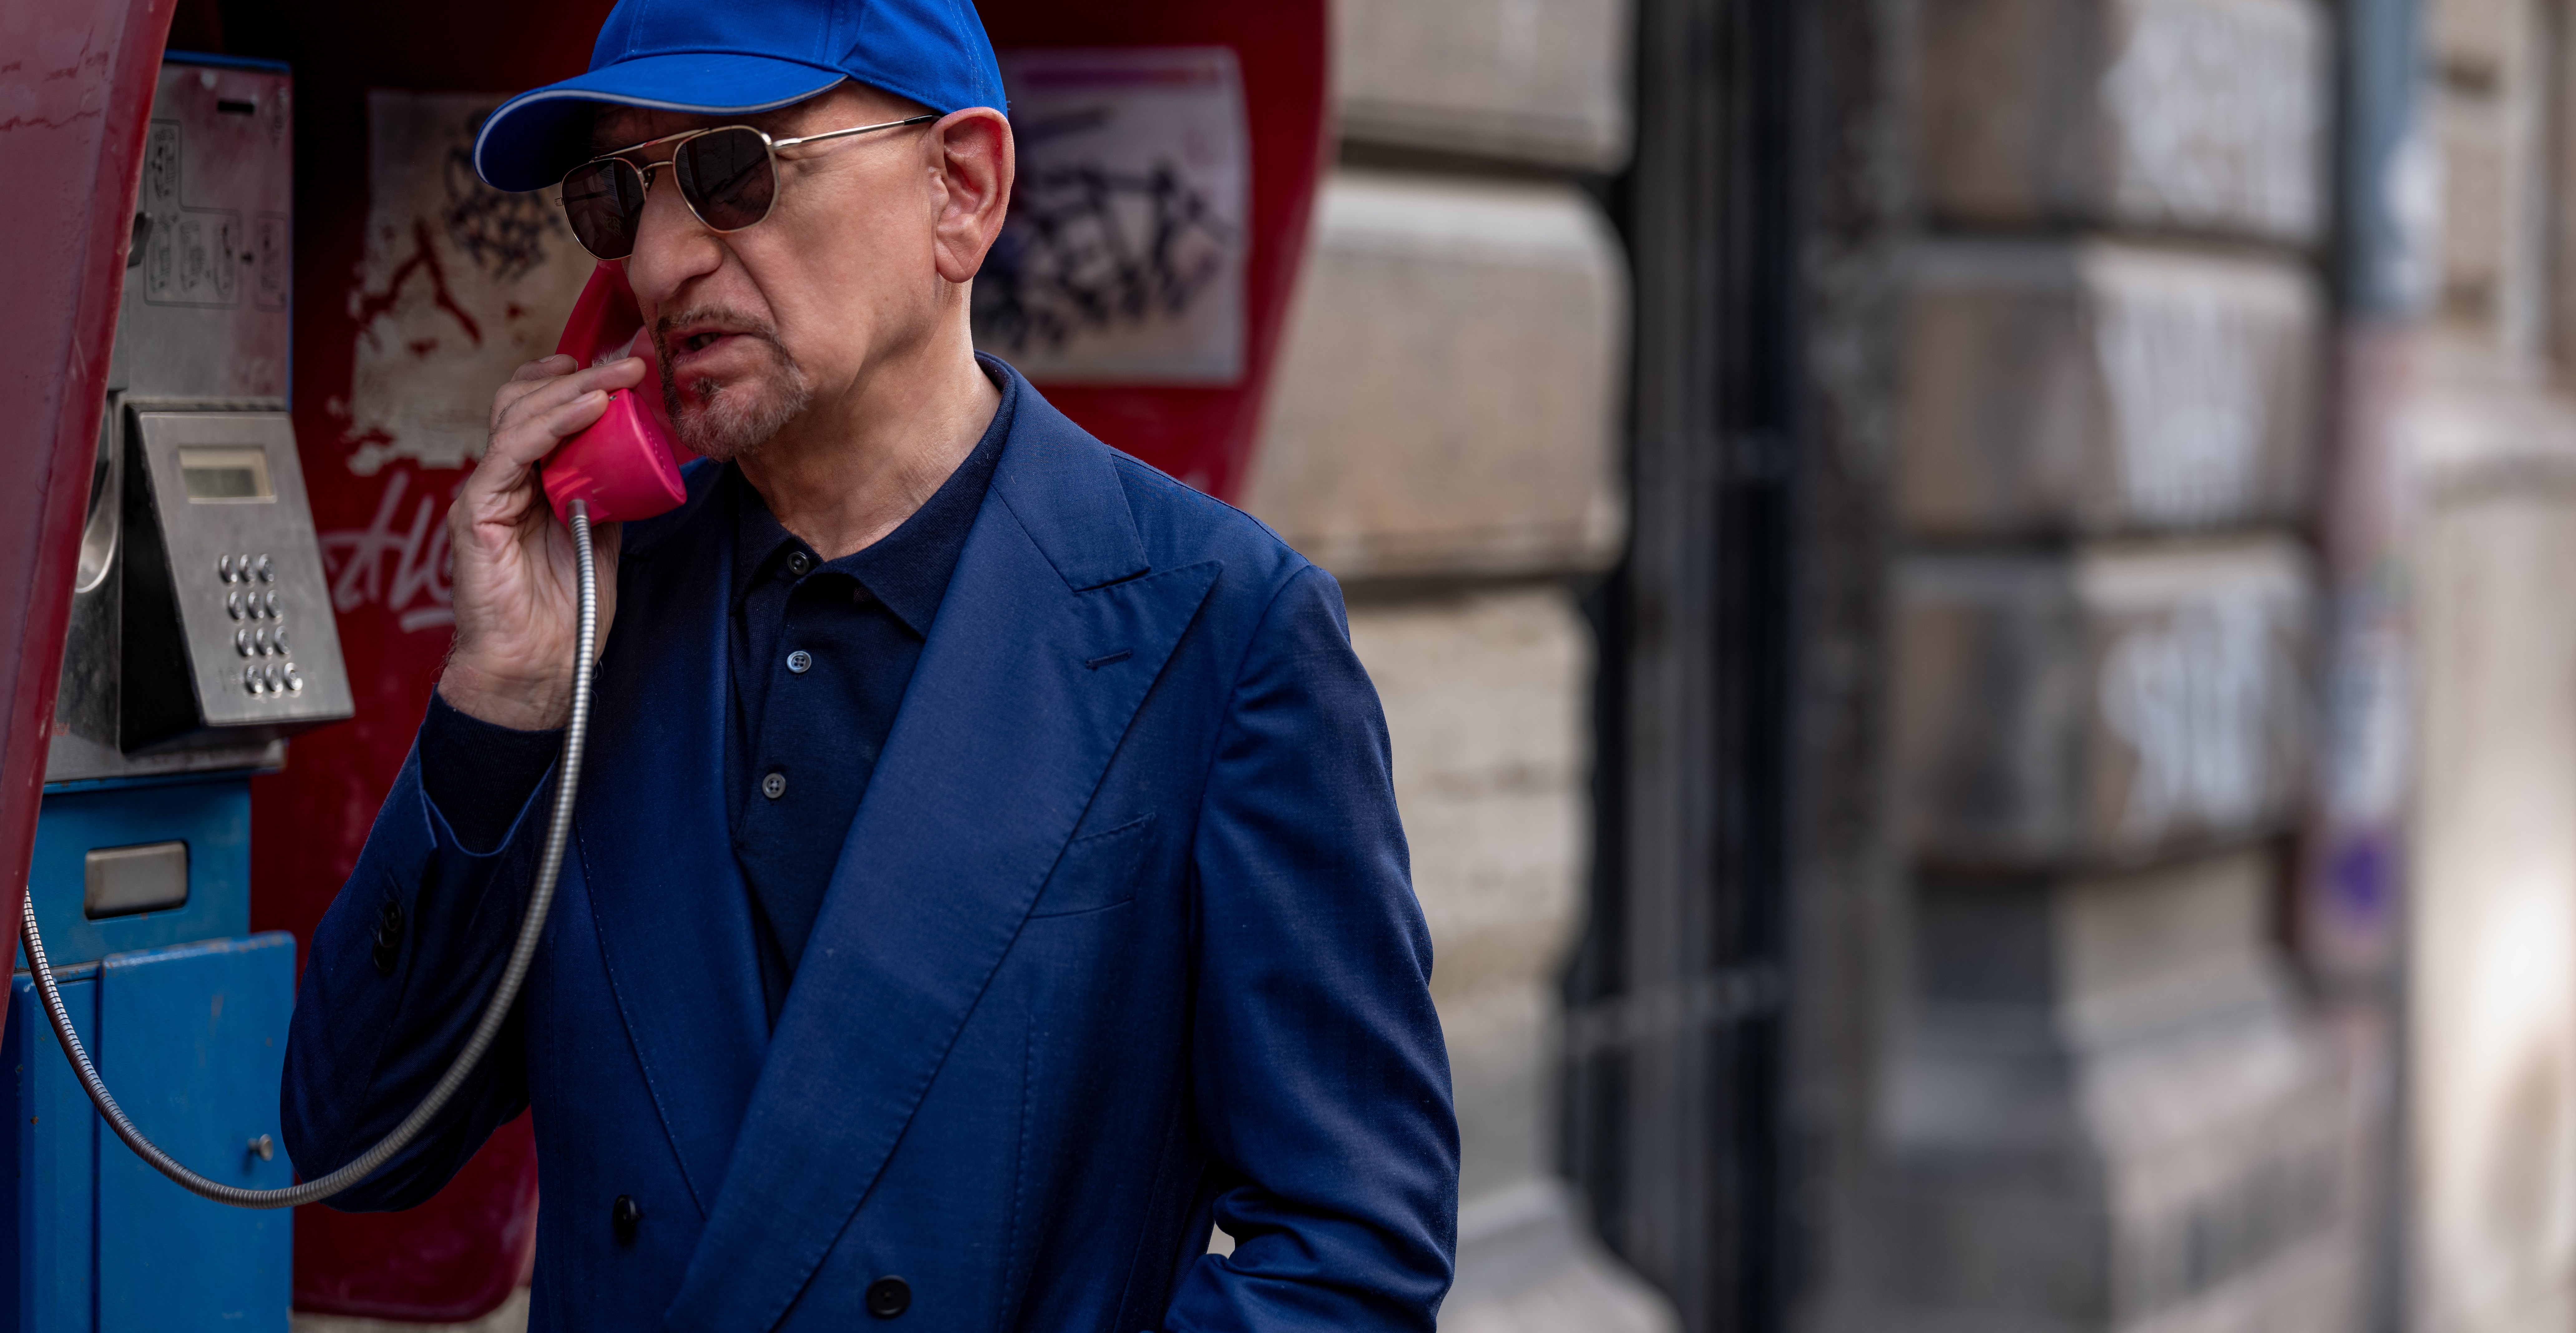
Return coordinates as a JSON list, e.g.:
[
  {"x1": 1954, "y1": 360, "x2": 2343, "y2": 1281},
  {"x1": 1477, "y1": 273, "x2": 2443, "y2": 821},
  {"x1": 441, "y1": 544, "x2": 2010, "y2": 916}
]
[{"x1": 178, "y1": 446, "x2": 274, "y2": 501}]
